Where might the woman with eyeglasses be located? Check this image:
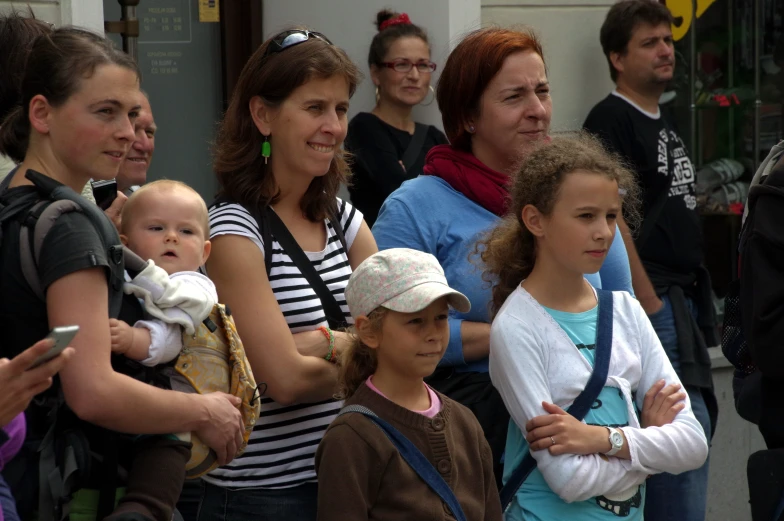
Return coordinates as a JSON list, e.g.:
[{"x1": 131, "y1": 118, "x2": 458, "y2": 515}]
[
  {"x1": 345, "y1": 10, "x2": 446, "y2": 227},
  {"x1": 201, "y1": 28, "x2": 377, "y2": 521}
]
